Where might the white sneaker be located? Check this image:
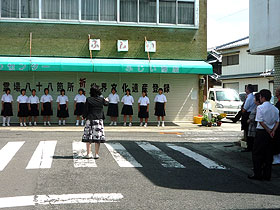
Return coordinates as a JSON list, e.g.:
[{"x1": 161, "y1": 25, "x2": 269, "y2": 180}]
[
  {"x1": 20, "y1": 122, "x2": 23, "y2": 127},
  {"x1": 47, "y1": 121, "x2": 51, "y2": 126},
  {"x1": 129, "y1": 122, "x2": 132, "y2": 127},
  {"x1": 7, "y1": 123, "x2": 10, "y2": 127},
  {"x1": 81, "y1": 121, "x2": 84, "y2": 126},
  {"x1": 162, "y1": 123, "x2": 165, "y2": 127},
  {"x1": 140, "y1": 122, "x2": 143, "y2": 127},
  {"x1": 23, "y1": 123, "x2": 27, "y2": 127},
  {"x1": 157, "y1": 123, "x2": 160, "y2": 127},
  {"x1": 2, "y1": 123, "x2": 5, "y2": 127},
  {"x1": 34, "y1": 122, "x2": 37, "y2": 126},
  {"x1": 109, "y1": 122, "x2": 114, "y2": 126},
  {"x1": 144, "y1": 123, "x2": 147, "y2": 127},
  {"x1": 58, "y1": 121, "x2": 61, "y2": 126},
  {"x1": 76, "y1": 121, "x2": 79, "y2": 126},
  {"x1": 114, "y1": 122, "x2": 117, "y2": 126},
  {"x1": 123, "y1": 122, "x2": 127, "y2": 126},
  {"x1": 63, "y1": 120, "x2": 66, "y2": 126},
  {"x1": 44, "y1": 122, "x2": 47, "y2": 126},
  {"x1": 85, "y1": 153, "x2": 93, "y2": 159},
  {"x1": 29, "y1": 122, "x2": 32, "y2": 126},
  {"x1": 94, "y1": 154, "x2": 100, "y2": 159}
]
